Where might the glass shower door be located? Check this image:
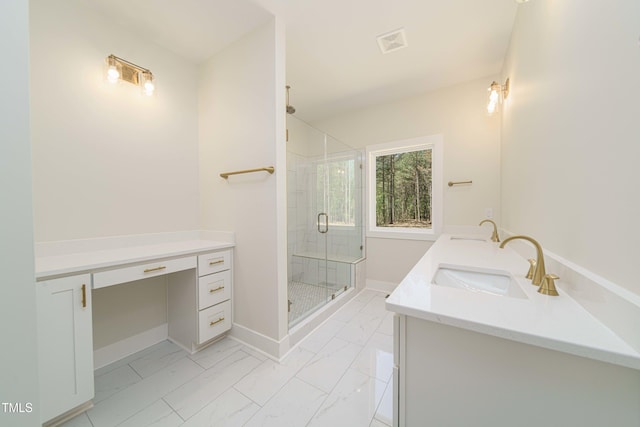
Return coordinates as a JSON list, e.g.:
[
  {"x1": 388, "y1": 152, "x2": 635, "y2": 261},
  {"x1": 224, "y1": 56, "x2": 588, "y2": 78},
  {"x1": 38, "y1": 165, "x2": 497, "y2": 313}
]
[
  {"x1": 287, "y1": 117, "x2": 329, "y2": 326},
  {"x1": 286, "y1": 115, "x2": 363, "y2": 328},
  {"x1": 317, "y1": 134, "x2": 330, "y2": 303},
  {"x1": 322, "y1": 134, "x2": 360, "y2": 300}
]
